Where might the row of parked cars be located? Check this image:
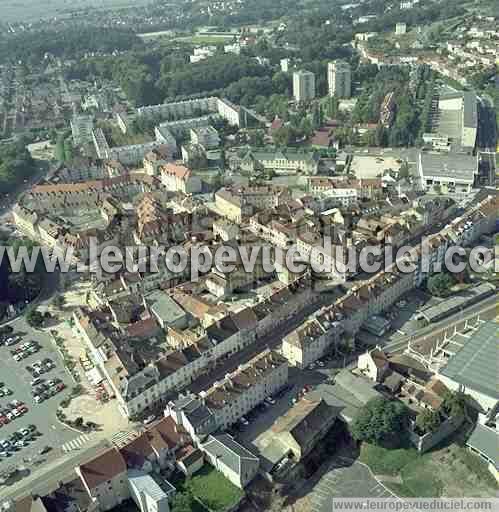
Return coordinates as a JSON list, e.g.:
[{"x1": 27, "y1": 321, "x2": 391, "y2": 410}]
[
  {"x1": 0, "y1": 399, "x2": 29, "y2": 426},
  {"x1": 0, "y1": 424, "x2": 41, "y2": 457},
  {"x1": 26, "y1": 358, "x2": 56, "y2": 376},
  {"x1": 234, "y1": 384, "x2": 294, "y2": 429},
  {"x1": 31, "y1": 377, "x2": 65, "y2": 404},
  {"x1": 11, "y1": 340, "x2": 41, "y2": 361}
]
